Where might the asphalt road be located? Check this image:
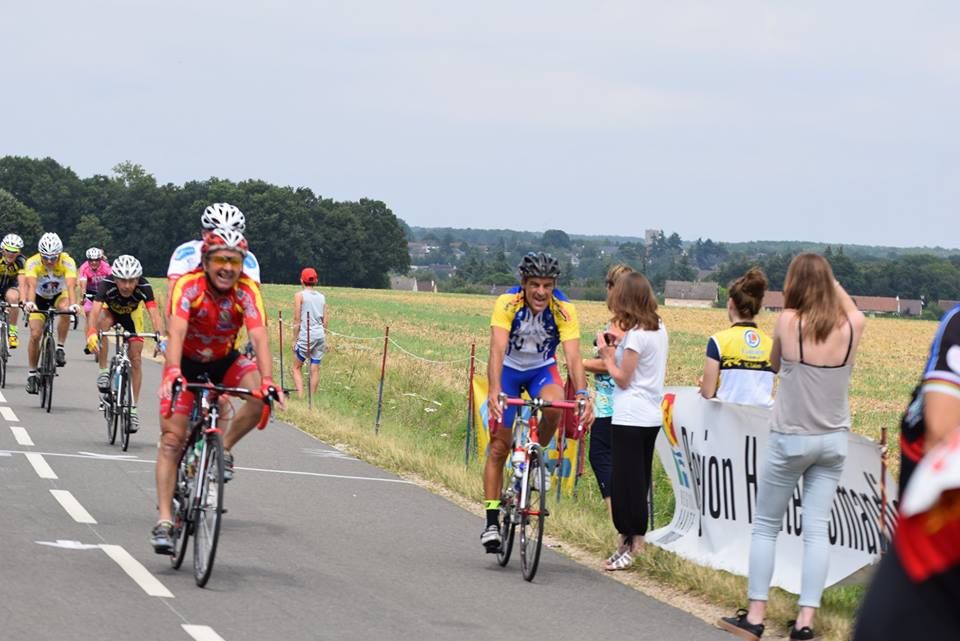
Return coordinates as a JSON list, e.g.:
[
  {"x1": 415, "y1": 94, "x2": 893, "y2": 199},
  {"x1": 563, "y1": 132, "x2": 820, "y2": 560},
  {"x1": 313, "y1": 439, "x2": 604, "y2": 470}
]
[{"x1": 0, "y1": 327, "x2": 729, "y2": 641}]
